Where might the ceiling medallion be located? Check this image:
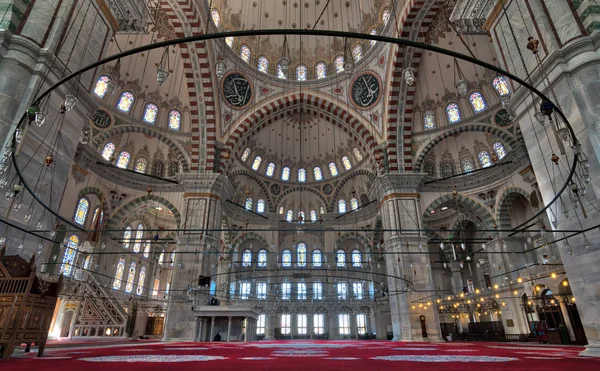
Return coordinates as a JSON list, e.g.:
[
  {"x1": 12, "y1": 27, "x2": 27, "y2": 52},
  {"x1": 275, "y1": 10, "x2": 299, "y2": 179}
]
[
  {"x1": 221, "y1": 72, "x2": 253, "y2": 109},
  {"x1": 91, "y1": 109, "x2": 112, "y2": 129},
  {"x1": 350, "y1": 71, "x2": 382, "y2": 110},
  {"x1": 322, "y1": 183, "x2": 333, "y2": 196}
]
